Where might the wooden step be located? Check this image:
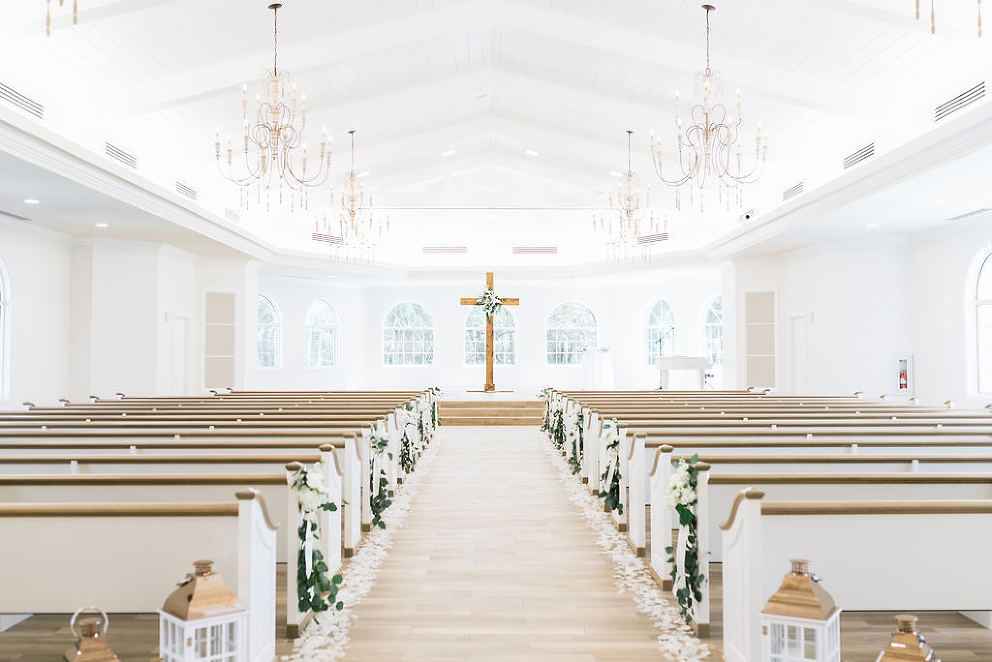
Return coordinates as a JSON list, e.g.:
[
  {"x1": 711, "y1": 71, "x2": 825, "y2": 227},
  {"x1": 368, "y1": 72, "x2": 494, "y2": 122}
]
[
  {"x1": 441, "y1": 415, "x2": 544, "y2": 426},
  {"x1": 438, "y1": 401, "x2": 544, "y2": 426}
]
